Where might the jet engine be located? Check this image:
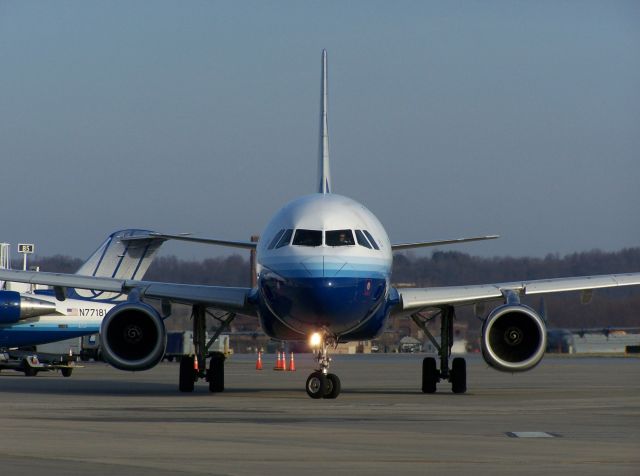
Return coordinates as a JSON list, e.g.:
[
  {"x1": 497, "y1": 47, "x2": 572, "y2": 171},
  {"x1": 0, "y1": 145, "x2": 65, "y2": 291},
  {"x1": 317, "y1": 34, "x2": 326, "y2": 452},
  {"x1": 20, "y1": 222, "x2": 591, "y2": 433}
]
[
  {"x1": 0, "y1": 291, "x2": 57, "y2": 323},
  {"x1": 100, "y1": 301, "x2": 166, "y2": 371},
  {"x1": 481, "y1": 304, "x2": 547, "y2": 372}
]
